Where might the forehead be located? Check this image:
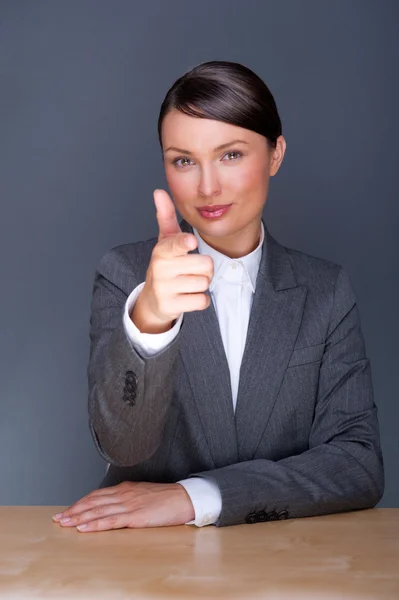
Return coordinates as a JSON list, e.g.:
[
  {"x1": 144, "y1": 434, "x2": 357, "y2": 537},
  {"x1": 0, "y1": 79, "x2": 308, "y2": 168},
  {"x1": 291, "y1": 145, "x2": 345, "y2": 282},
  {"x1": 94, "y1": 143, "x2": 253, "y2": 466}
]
[{"x1": 161, "y1": 109, "x2": 258, "y2": 152}]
